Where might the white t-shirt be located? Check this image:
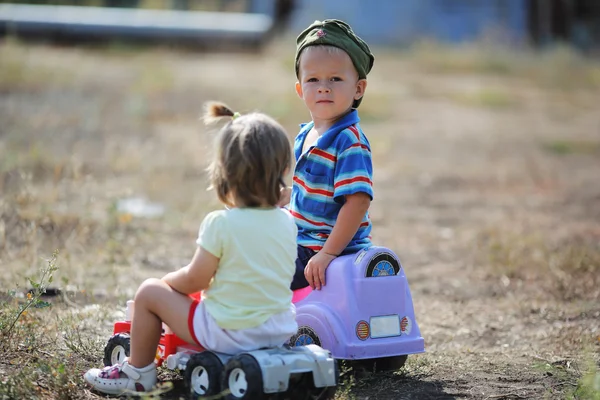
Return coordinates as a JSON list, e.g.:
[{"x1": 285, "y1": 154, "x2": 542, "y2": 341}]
[{"x1": 196, "y1": 207, "x2": 297, "y2": 330}]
